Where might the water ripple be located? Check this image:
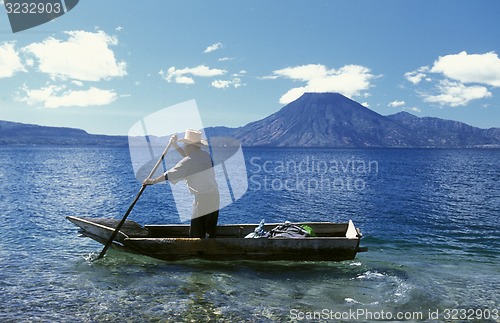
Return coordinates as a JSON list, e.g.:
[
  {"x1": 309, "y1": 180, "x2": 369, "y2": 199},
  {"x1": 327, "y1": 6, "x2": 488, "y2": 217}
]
[{"x1": 0, "y1": 146, "x2": 498, "y2": 321}]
